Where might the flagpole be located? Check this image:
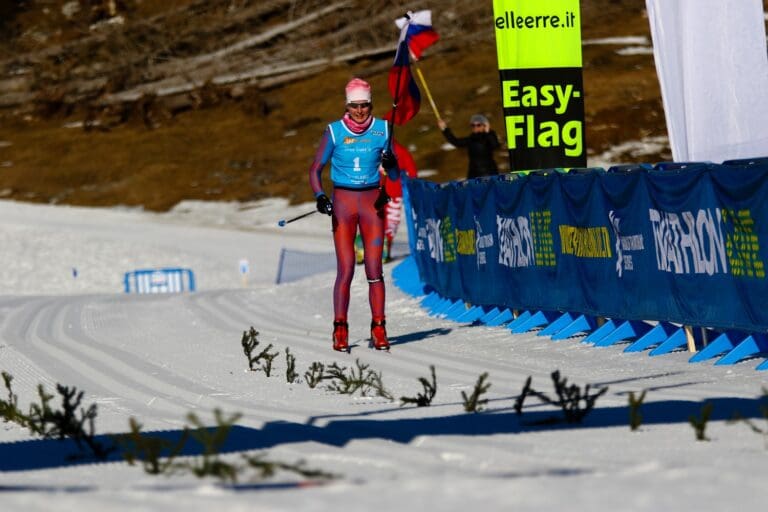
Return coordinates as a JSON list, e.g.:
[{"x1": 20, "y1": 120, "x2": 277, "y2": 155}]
[
  {"x1": 387, "y1": 30, "x2": 409, "y2": 153},
  {"x1": 382, "y1": 47, "x2": 406, "y2": 197},
  {"x1": 382, "y1": 15, "x2": 411, "y2": 204},
  {"x1": 410, "y1": 54, "x2": 440, "y2": 121},
  {"x1": 387, "y1": 58, "x2": 404, "y2": 152}
]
